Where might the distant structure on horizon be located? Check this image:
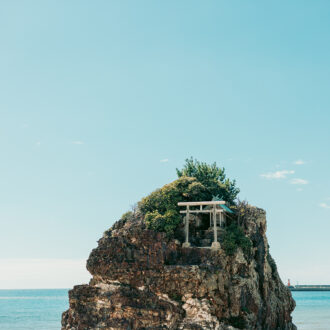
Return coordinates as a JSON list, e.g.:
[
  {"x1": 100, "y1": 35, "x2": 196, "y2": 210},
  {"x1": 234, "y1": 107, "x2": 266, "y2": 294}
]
[{"x1": 287, "y1": 279, "x2": 330, "y2": 291}]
